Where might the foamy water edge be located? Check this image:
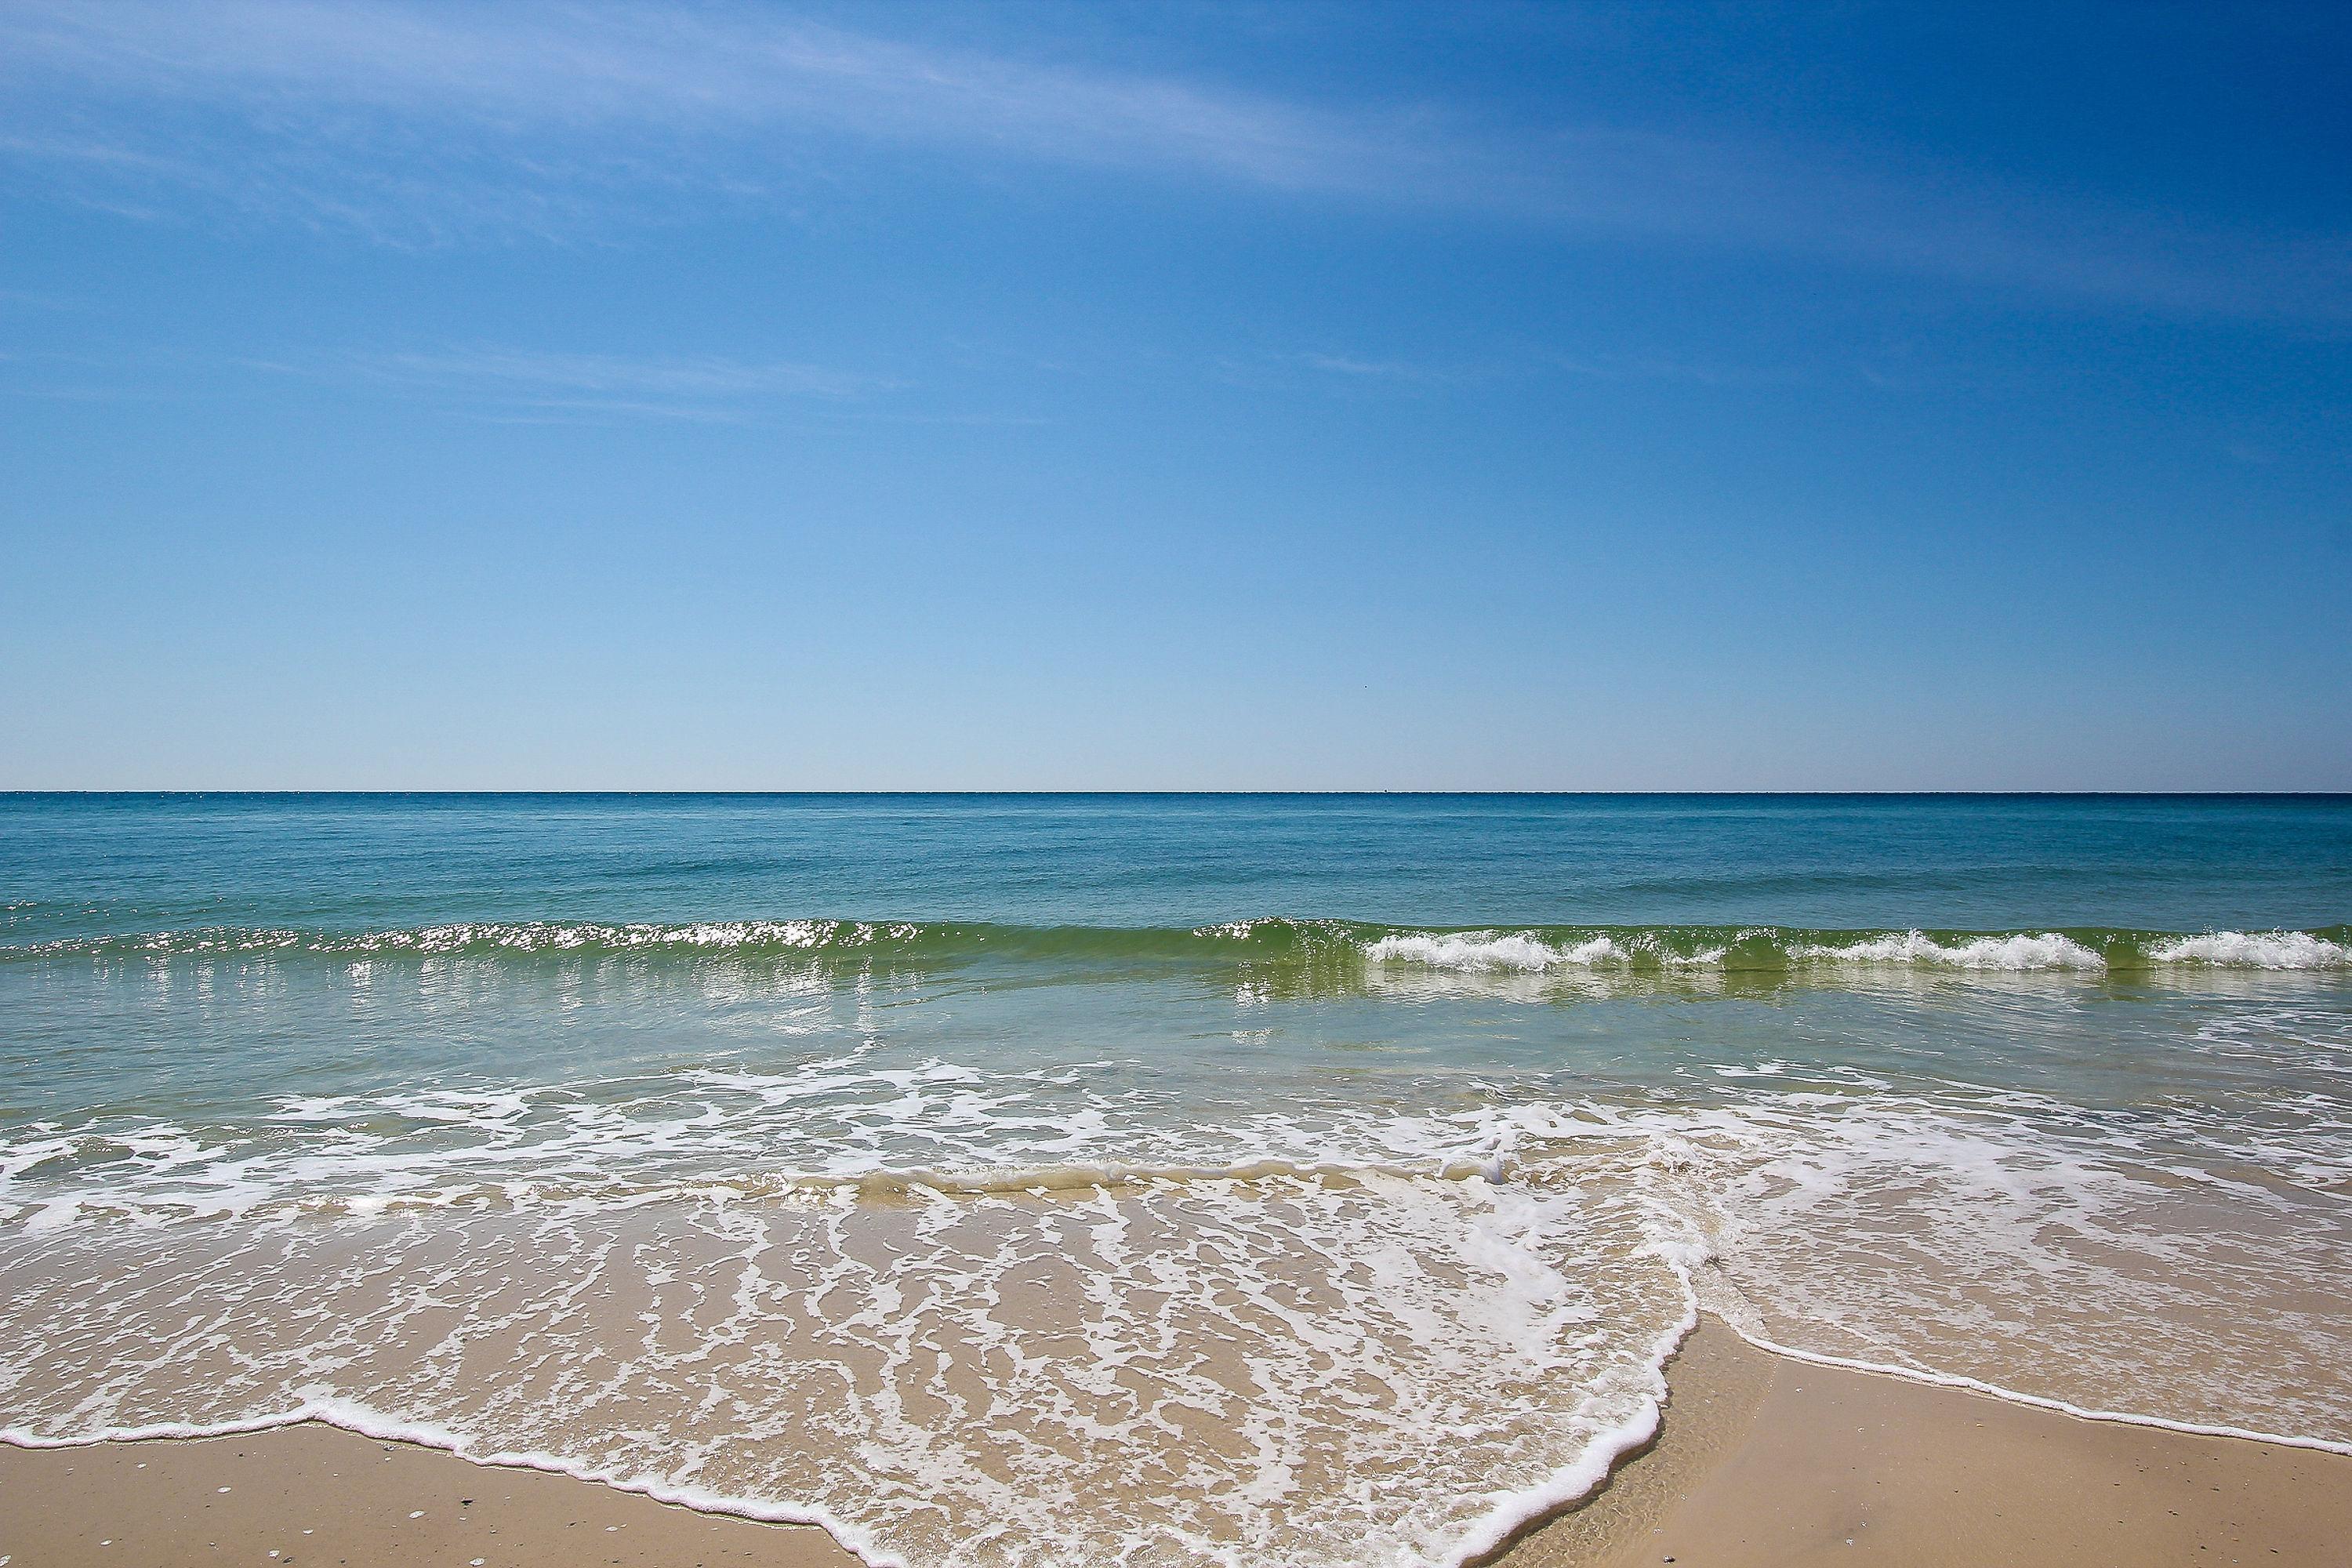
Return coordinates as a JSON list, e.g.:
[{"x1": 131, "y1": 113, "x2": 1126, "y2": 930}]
[{"x1": 9, "y1": 1287, "x2": 2349, "y2": 1568}]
